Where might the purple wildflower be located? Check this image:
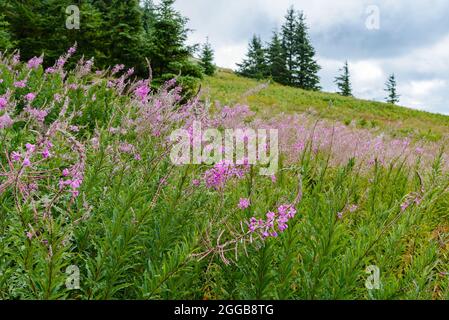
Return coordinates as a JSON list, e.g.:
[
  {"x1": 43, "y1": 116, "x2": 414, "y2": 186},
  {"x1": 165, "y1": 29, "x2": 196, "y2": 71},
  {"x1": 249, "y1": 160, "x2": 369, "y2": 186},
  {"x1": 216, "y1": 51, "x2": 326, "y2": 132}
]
[
  {"x1": 14, "y1": 80, "x2": 27, "y2": 88},
  {"x1": 11, "y1": 151, "x2": 22, "y2": 162},
  {"x1": 135, "y1": 85, "x2": 150, "y2": 101},
  {"x1": 0, "y1": 114, "x2": 13, "y2": 129},
  {"x1": 0, "y1": 97, "x2": 7, "y2": 109},
  {"x1": 238, "y1": 198, "x2": 250, "y2": 209},
  {"x1": 25, "y1": 92, "x2": 36, "y2": 102},
  {"x1": 27, "y1": 56, "x2": 43, "y2": 69}
]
